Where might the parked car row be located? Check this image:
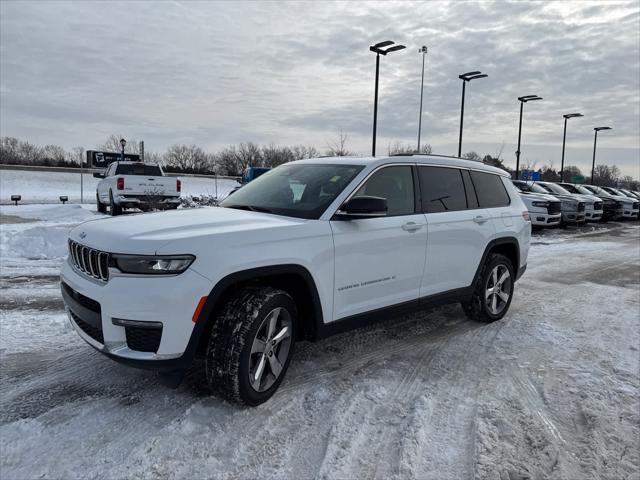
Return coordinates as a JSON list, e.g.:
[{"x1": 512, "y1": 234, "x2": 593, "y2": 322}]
[{"x1": 513, "y1": 180, "x2": 639, "y2": 228}]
